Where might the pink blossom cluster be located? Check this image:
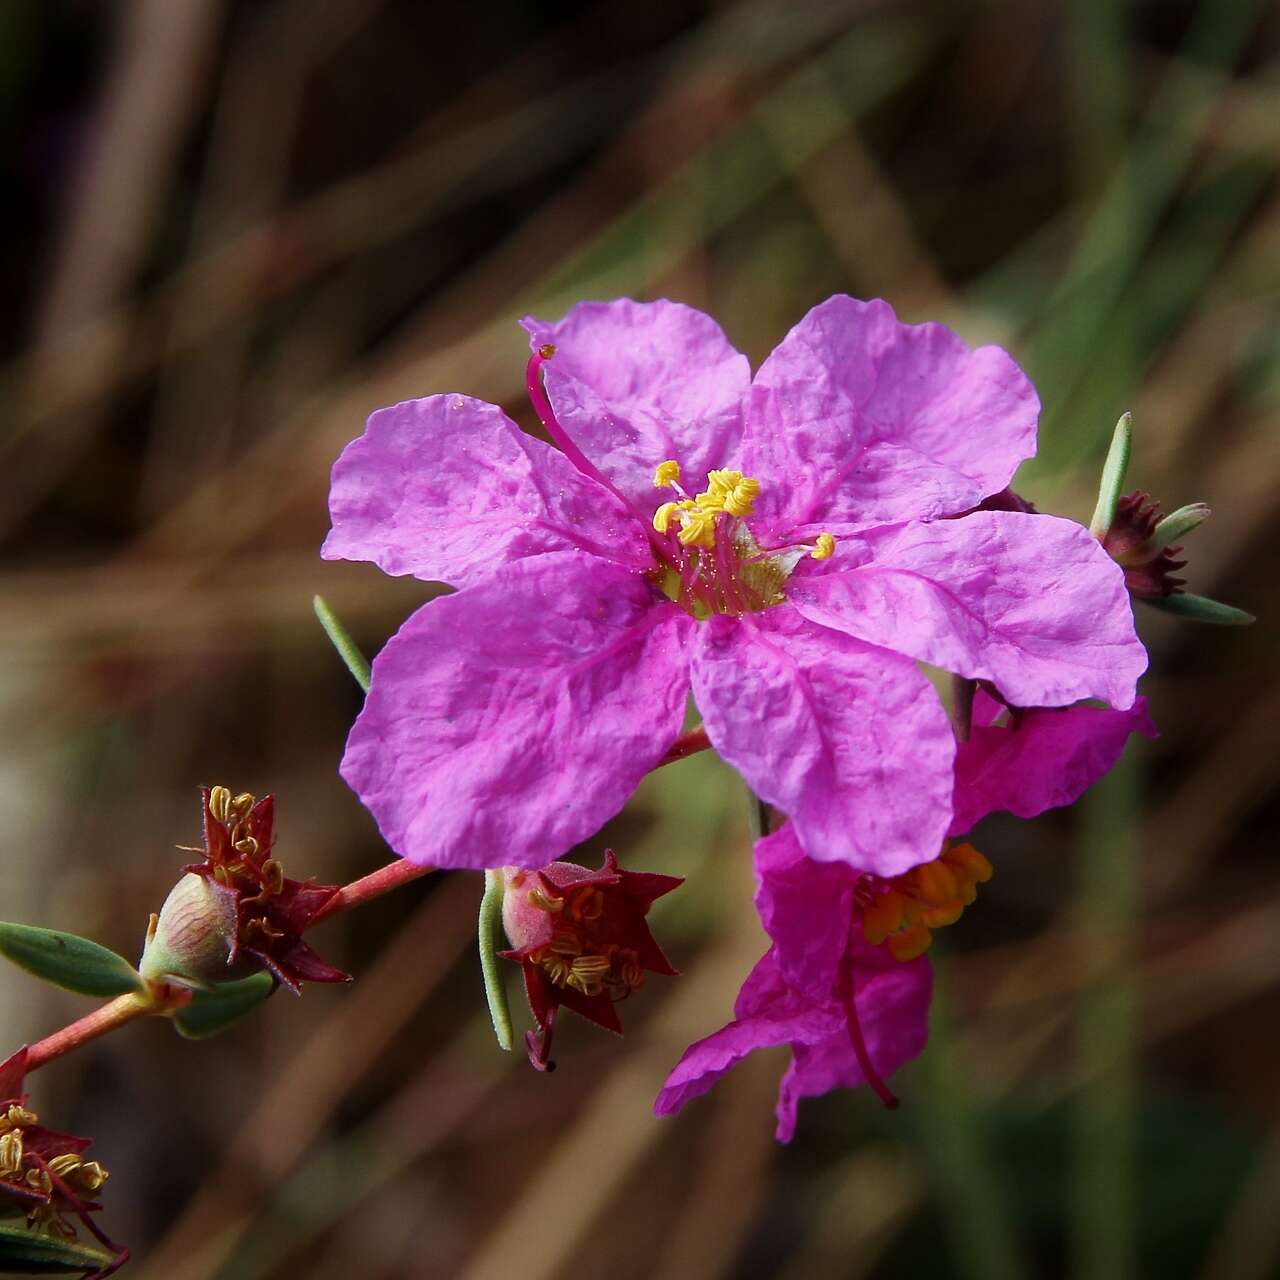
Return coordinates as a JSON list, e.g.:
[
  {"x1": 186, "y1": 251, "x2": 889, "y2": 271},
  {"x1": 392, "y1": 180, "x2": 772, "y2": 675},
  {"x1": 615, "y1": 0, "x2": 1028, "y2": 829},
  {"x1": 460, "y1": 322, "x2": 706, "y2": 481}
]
[{"x1": 324, "y1": 296, "x2": 1152, "y2": 1136}]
